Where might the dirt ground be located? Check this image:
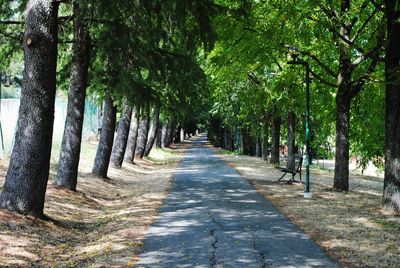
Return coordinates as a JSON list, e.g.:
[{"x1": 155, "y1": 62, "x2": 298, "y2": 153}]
[
  {"x1": 1, "y1": 139, "x2": 399, "y2": 267},
  {"x1": 0, "y1": 140, "x2": 185, "y2": 267},
  {"x1": 213, "y1": 148, "x2": 400, "y2": 268}
]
